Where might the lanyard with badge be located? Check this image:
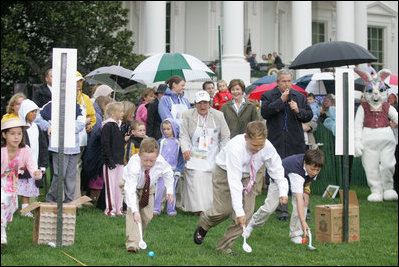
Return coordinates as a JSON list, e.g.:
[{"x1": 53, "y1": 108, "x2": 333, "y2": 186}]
[{"x1": 198, "y1": 114, "x2": 210, "y2": 152}]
